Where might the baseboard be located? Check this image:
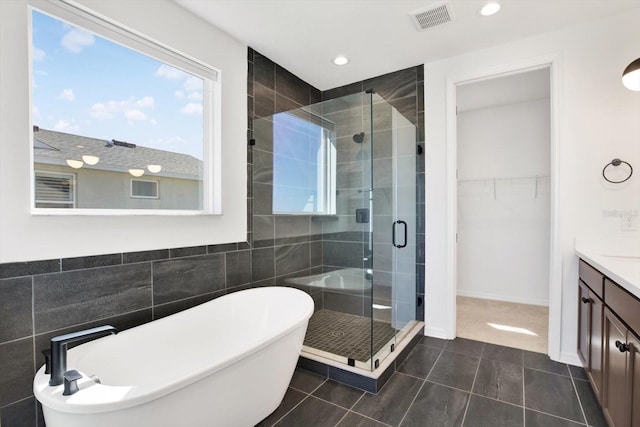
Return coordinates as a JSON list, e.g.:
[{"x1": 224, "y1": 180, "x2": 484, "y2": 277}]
[
  {"x1": 423, "y1": 325, "x2": 452, "y2": 340},
  {"x1": 558, "y1": 350, "x2": 582, "y2": 367},
  {"x1": 457, "y1": 289, "x2": 549, "y2": 307}
]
